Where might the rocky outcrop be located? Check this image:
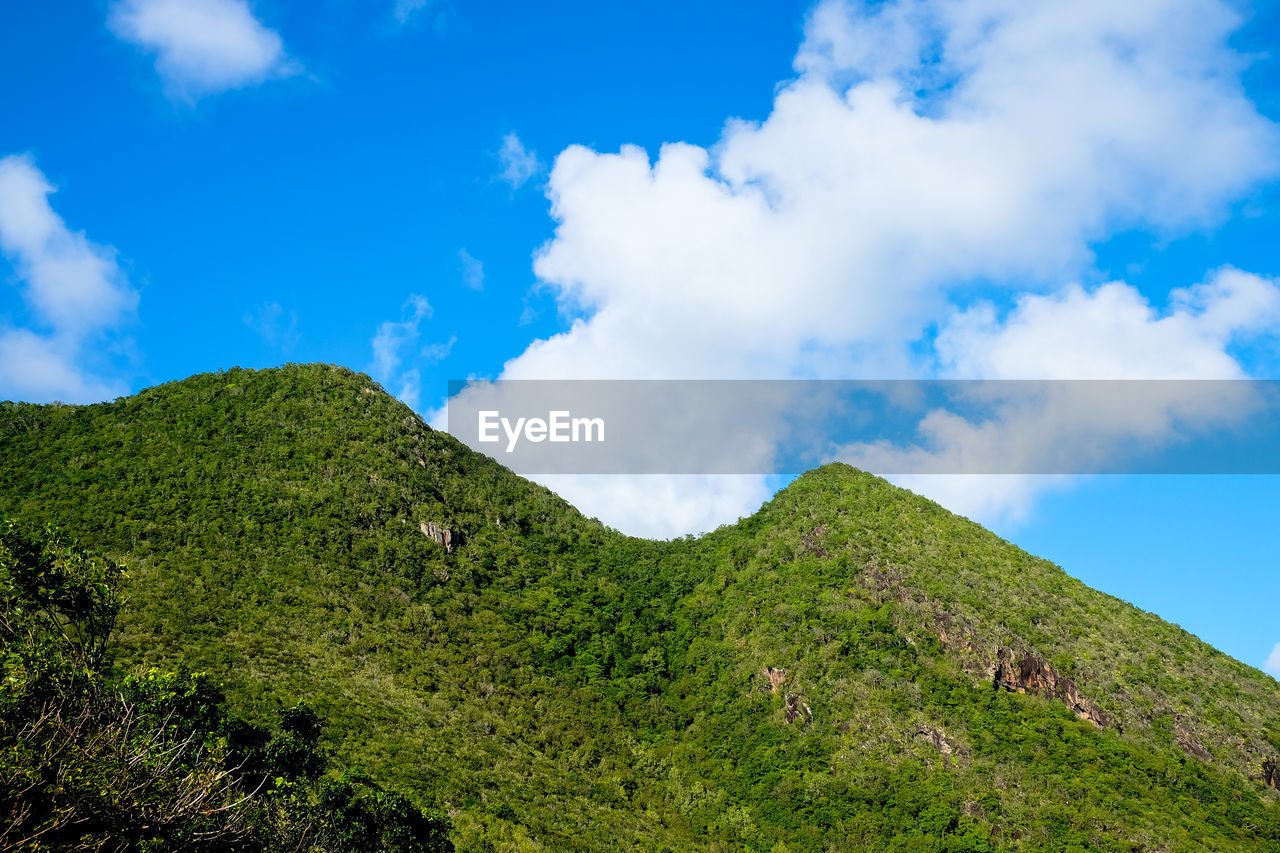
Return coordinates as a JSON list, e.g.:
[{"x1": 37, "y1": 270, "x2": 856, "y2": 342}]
[
  {"x1": 784, "y1": 692, "x2": 812, "y2": 724},
  {"x1": 1173, "y1": 716, "x2": 1212, "y2": 762},
  {"x1": 915, "y1": 724, "x2": 959, "y2": 757},
  {"x1": 1264, "y1": 759, "x2": 1278, "y2": 788},
  {"x1": 932, "y1": 611, "x2": 975, "y2": 652},
  {"x1": 992, "y1": 648, "x2": 1109, "y2": 728},
  {"x1": 763, "y1": 666, "x2": 787, "y2": 694},
  {"x1": 419, "y1": 521, "x2": 461, "y2": 553},
  {"x1": 853, "y1": 559, "x2": 914, "y2": 606},
  {"x1": 762, "y1": 668, "x2": 810, "y2": 723},
  {"x1": 799, "y1": 525, "x2": 830, "y2": 558}
]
